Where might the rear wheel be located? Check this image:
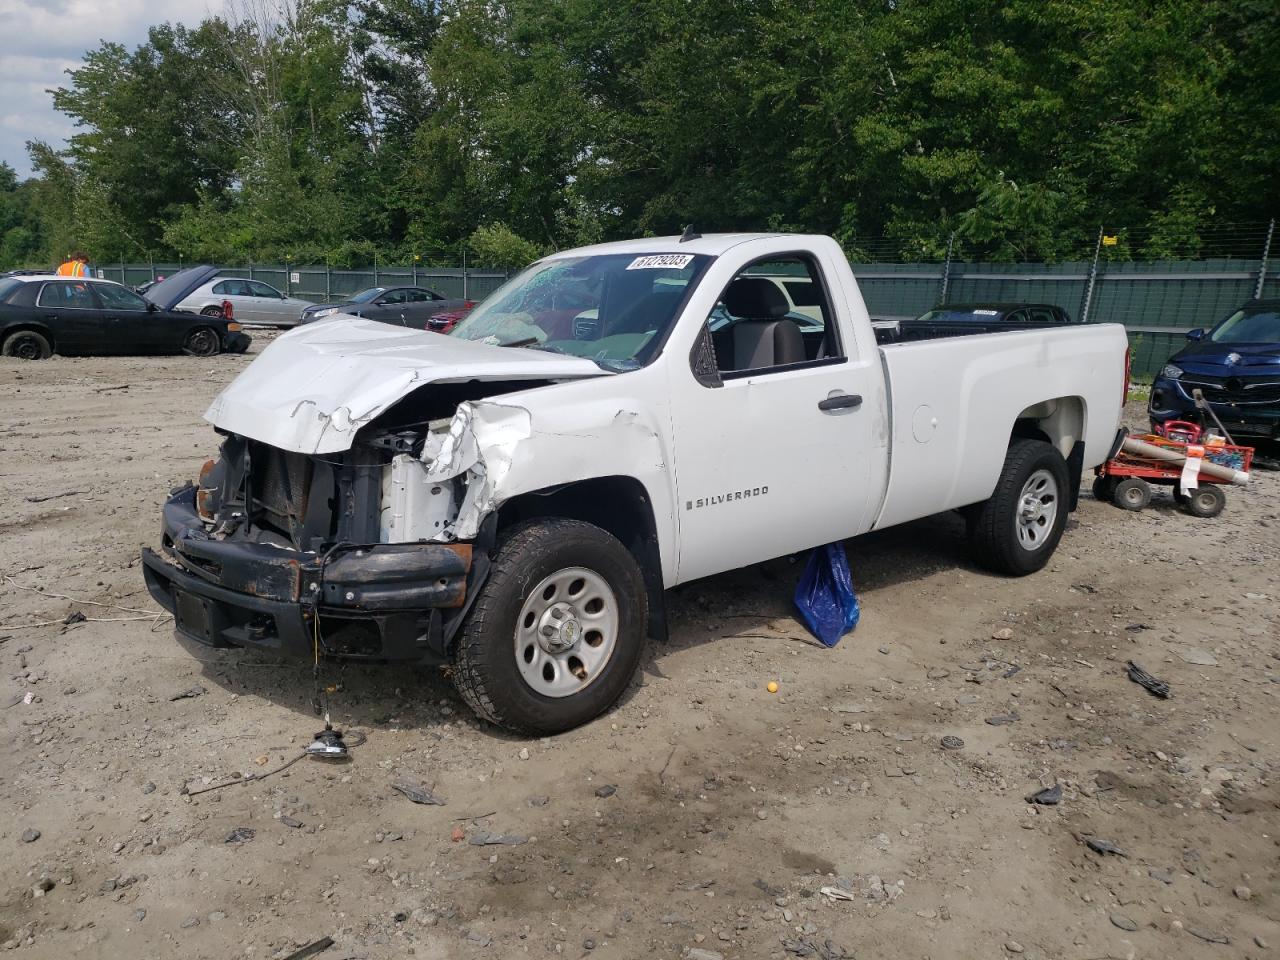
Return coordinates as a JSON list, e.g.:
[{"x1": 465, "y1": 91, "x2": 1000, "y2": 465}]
[
  {"x1": 2, "y1": 329, "x2": 52, "y2": 360},
  {"x1": 451, "y1": 518, "x2": 648, "y2": 734},
  {"x1": 967, "y1": 439, "x2": 1070, "y2": 576},
  {"x1": 1184, "y1": 485, "x2": 1226, "y2": 518},
  {"x1": 182, "y1": 327, "x2": 221, "y2": 356},
  {"x1": 1112, "y1": 477, "x2": 1152, "y2": 511},
  {"x1": 199, "y1": 306, "x2": 224, "y2": 318},
  {"x1": 1091, "y1": 475, "x2": 1116, "y2": 503}
]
